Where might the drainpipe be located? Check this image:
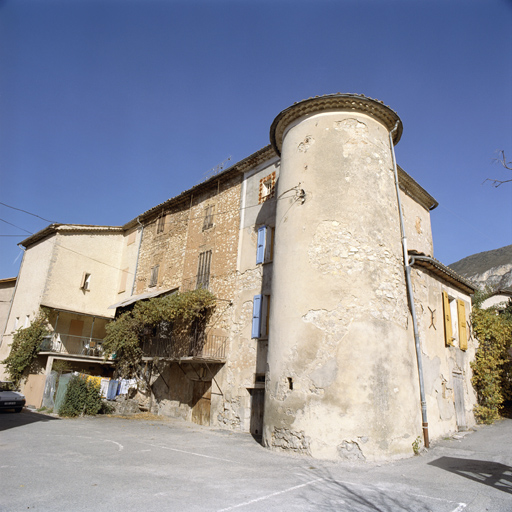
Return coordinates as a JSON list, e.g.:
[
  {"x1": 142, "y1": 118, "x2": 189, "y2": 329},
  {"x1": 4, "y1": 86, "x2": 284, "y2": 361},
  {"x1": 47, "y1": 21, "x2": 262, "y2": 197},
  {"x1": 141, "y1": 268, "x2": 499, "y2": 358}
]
[
  {"x1": 130, "y1": 217, "x2": 144, "y2": 296},
  {"x1": 389, "y1": 123, "x2": 429, "y2": 449}
]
